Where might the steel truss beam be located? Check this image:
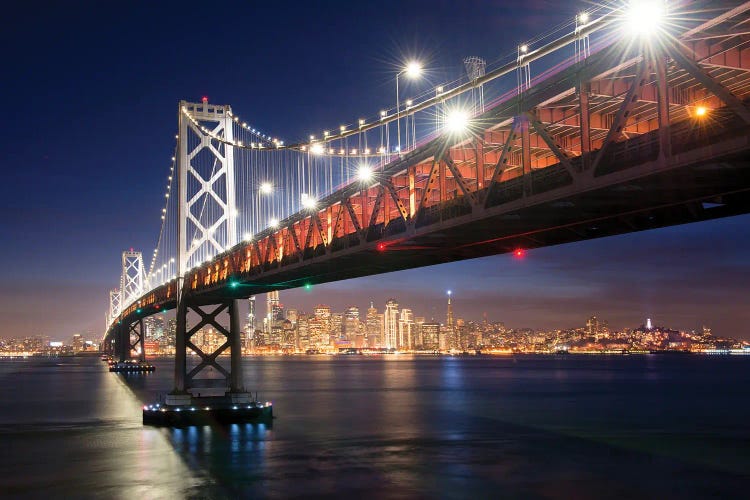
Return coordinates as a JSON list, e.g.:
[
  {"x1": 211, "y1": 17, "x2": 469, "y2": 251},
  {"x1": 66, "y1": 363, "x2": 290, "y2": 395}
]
[
  {"x1": 526, "y1": 110, "x2": 577, "y2": 178},
  {"x1": 484, "y1": 120, "x2": 520, "y2": 206},
  {"x1": 666, "y1": 42, "x2": 750, "y2": 124}
]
